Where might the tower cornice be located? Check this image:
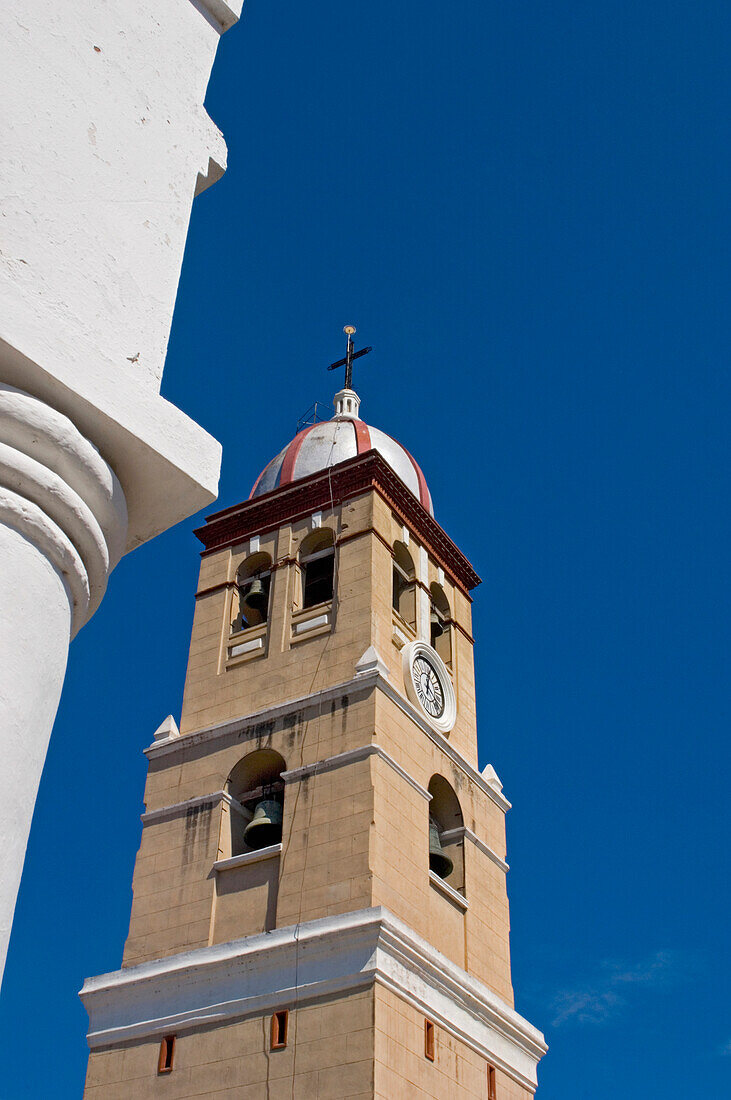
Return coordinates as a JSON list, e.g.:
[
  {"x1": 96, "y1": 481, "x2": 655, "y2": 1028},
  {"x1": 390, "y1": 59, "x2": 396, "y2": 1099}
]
[
  {"x1": 195, "y1": 449, "x2": 481, "y2": 594},
  {"x1": 80, "y1": 906, "x2": 546, "y2": 1092}
]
